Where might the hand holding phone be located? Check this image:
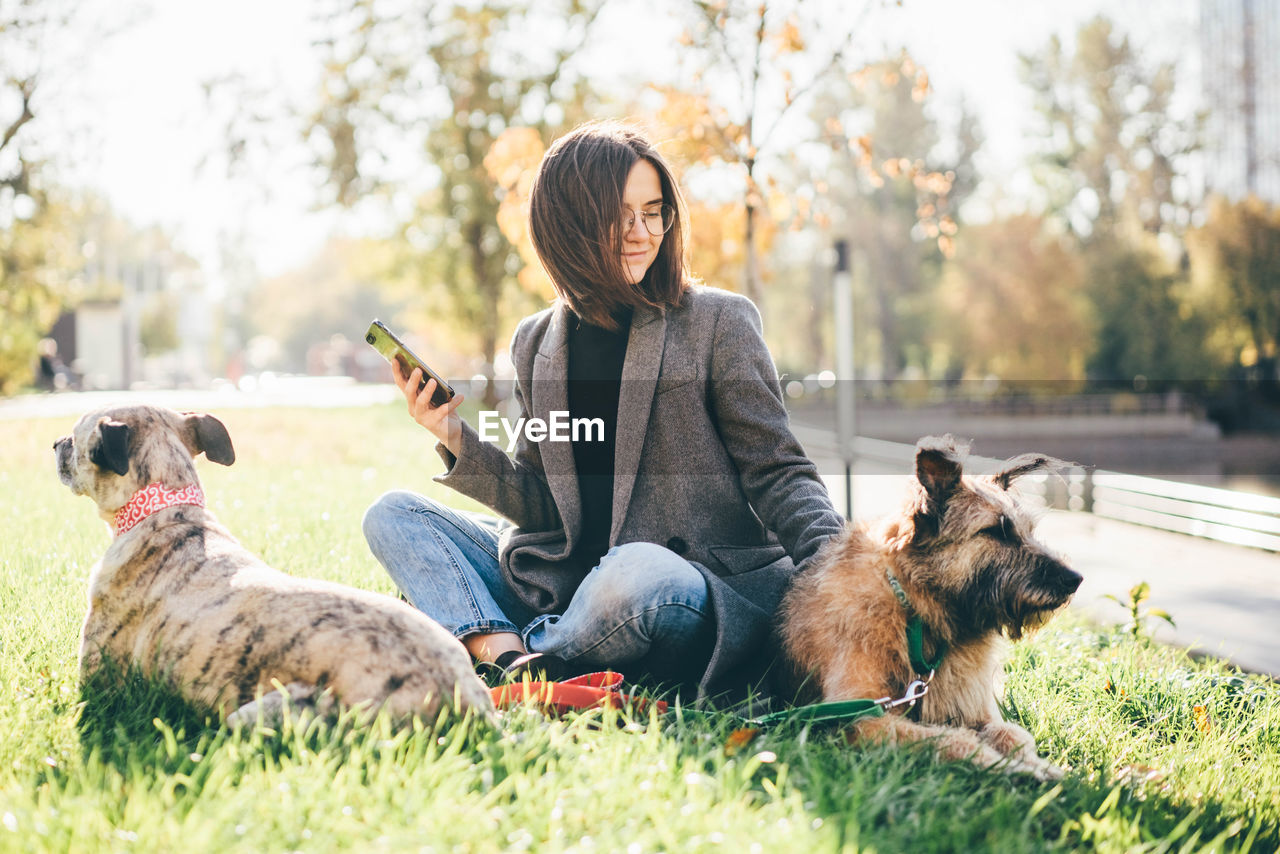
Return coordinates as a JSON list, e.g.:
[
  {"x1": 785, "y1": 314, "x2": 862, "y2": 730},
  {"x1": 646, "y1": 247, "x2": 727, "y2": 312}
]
[{"x1": 365, "y1": 320, "x2": 456, "y2": 408}]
